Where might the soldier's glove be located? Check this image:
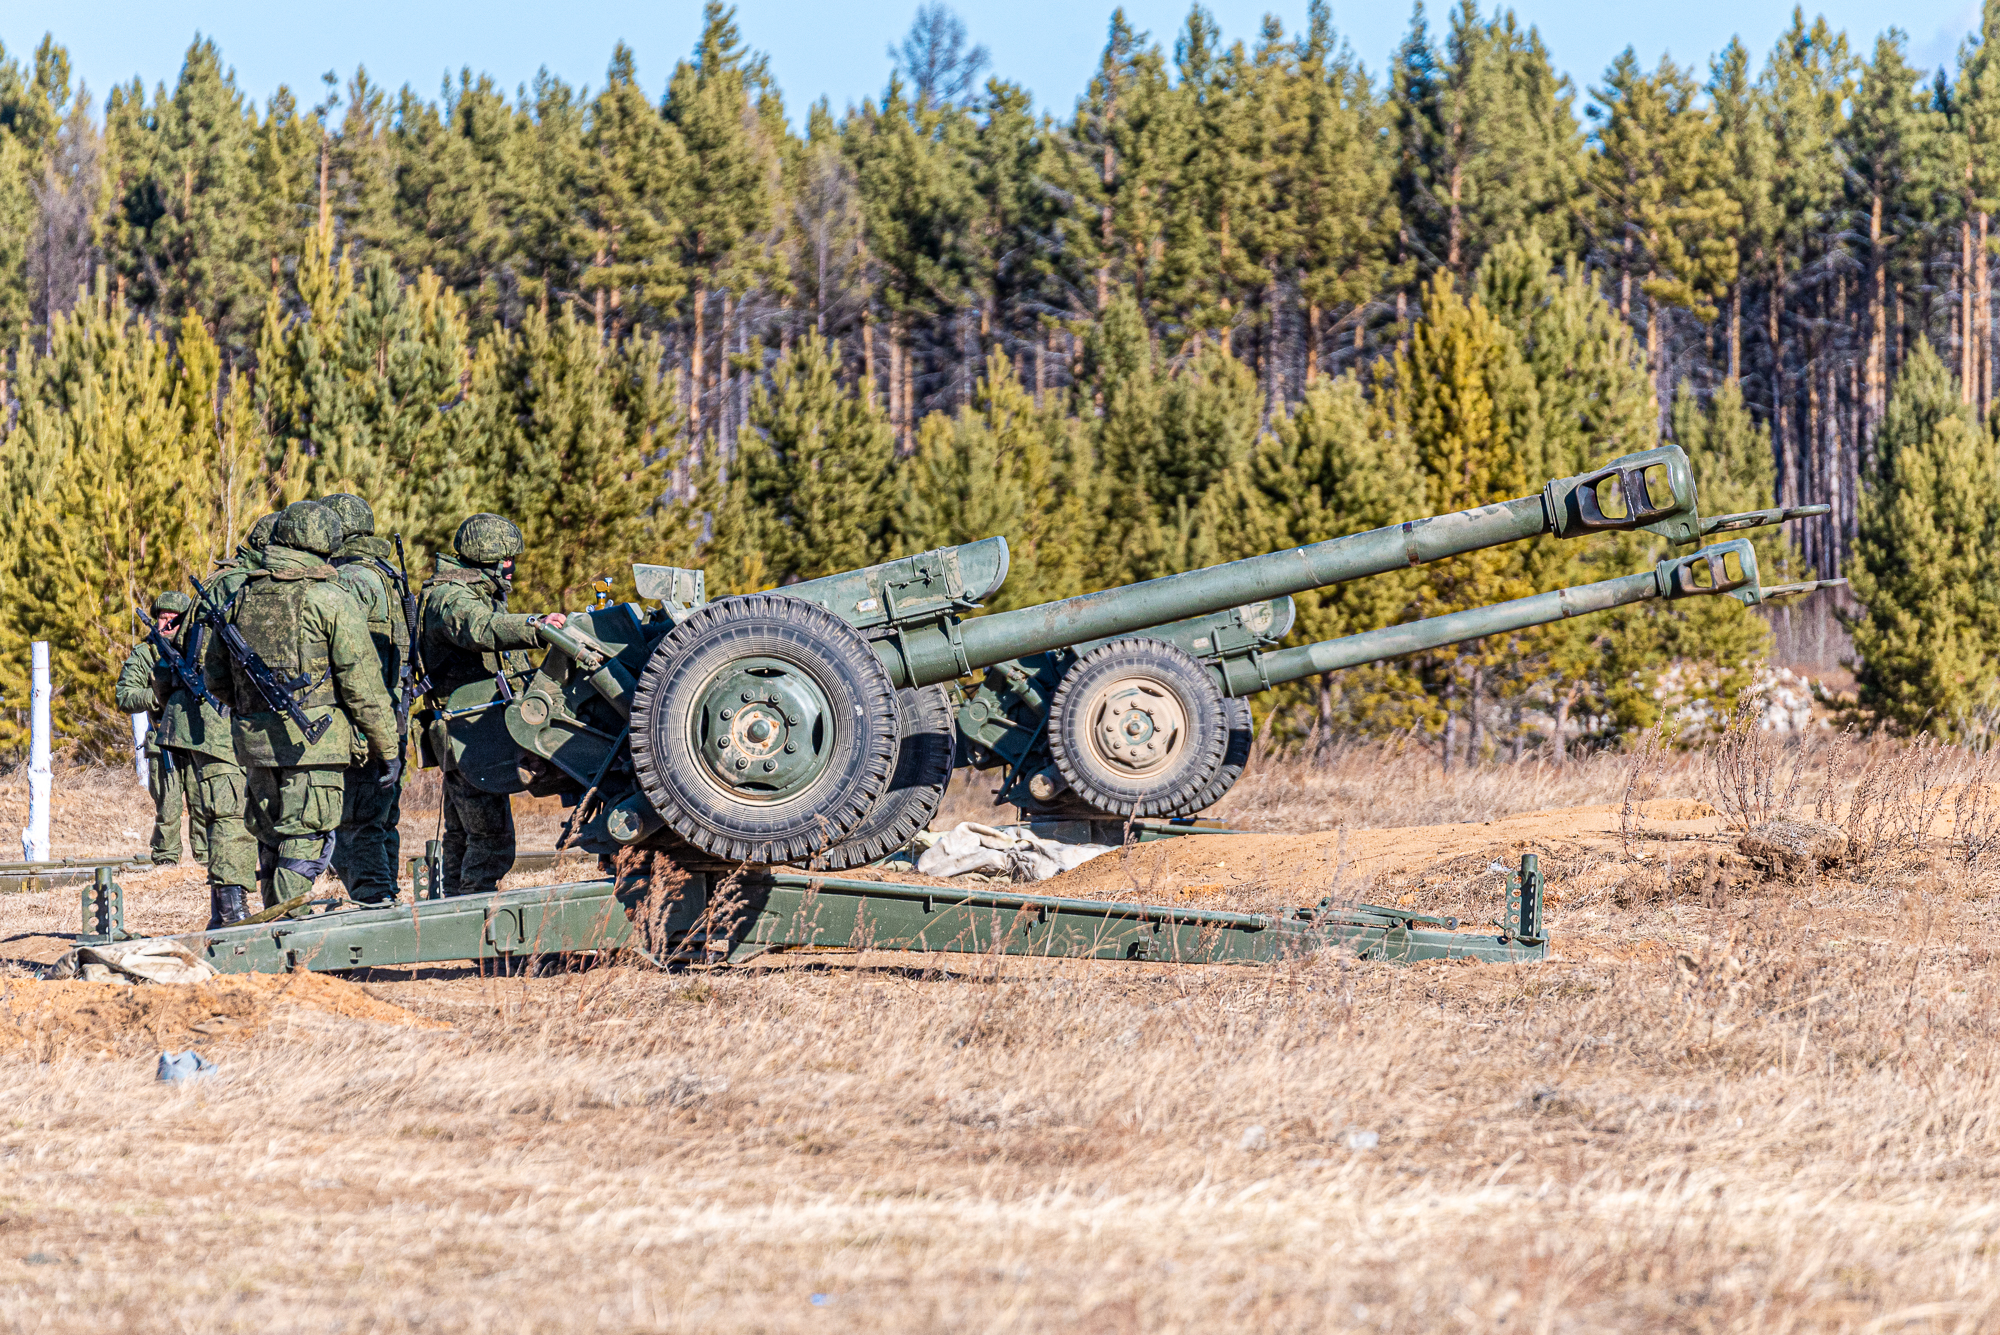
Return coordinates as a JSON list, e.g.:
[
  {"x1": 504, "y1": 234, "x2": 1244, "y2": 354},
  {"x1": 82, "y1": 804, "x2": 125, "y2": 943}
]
[{"x1": 376, "y1": 756, "x2": 403, "y2": 791}]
